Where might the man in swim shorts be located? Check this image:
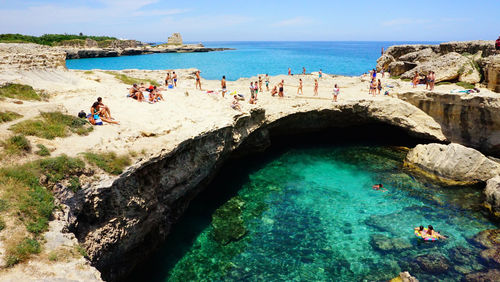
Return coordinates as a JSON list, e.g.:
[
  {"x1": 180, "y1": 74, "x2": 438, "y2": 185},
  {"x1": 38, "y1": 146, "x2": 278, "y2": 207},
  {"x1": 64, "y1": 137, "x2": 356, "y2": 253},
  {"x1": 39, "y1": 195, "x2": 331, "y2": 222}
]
[
  {"x1": 221, "y1": 75, "x2": 227, "y2": 97},
  {"x1": 195, "y1": 70, "x2": 202, "y2": 90},
  {"x1": 172, "y1": 72, "x2": 178, "y2": 87}
]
